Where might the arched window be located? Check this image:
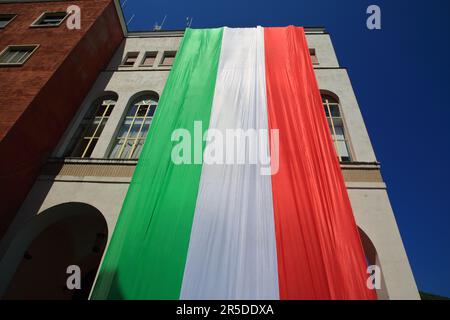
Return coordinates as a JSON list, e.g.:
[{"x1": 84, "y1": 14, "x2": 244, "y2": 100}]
[
  {"x1": 65, "y1": 93, "x2": 117, "y2": 158},
  {"x1": 322, "y1": 93, "x2": 352, "y2": 162},
  {"x1": 110, "y1": 92, "x2": 159, "y2": 159}
]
